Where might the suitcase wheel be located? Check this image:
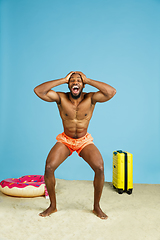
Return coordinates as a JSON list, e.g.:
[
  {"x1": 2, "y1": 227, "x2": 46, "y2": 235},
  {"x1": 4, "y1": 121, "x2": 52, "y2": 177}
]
[
  {"x1": 118, "y1": 189, "x2": 123, "y2": 194},
  {"x1": 127, "y1": 189, "x2": 133, "y2": 195}
]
